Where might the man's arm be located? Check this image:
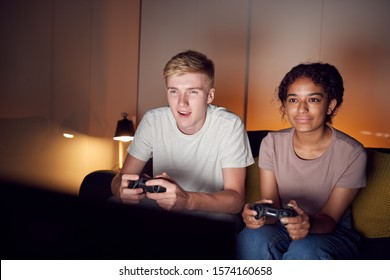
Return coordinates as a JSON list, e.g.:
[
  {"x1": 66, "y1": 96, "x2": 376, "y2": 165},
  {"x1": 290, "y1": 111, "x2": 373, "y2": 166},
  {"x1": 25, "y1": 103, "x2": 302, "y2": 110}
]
[
  {"x1": 147, "y1": 167, "x2": 246, "y2": 214},
  {"x1": 188, "y1": 167, "x2": 246, "y2": 214}
]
